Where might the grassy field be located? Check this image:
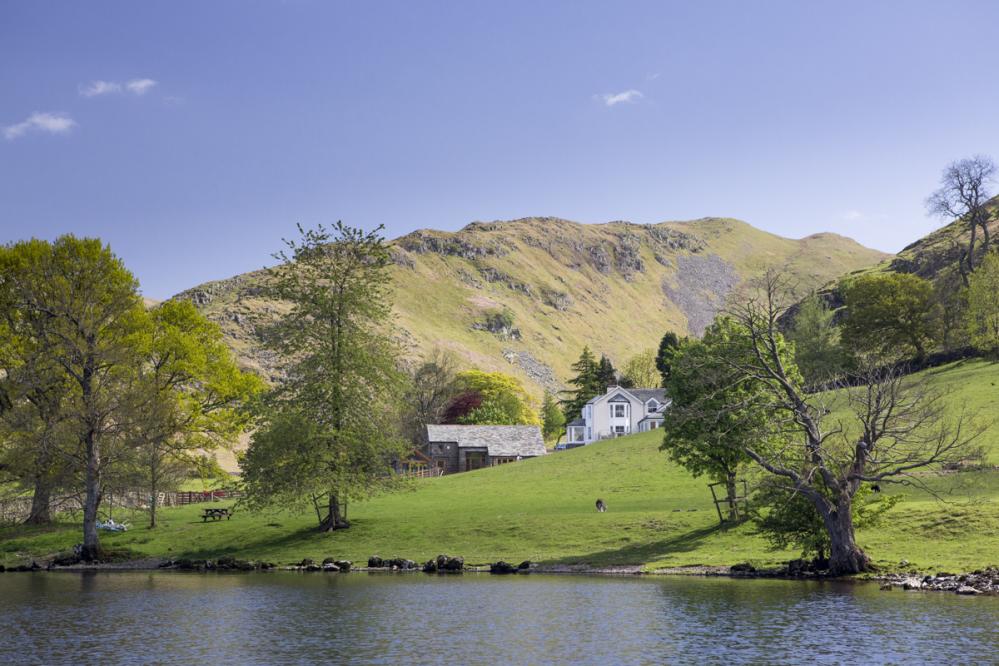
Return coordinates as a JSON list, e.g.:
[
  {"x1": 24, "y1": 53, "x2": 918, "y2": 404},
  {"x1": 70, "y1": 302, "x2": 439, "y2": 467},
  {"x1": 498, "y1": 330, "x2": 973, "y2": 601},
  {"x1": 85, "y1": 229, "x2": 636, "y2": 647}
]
[{"x1": 3, "y1": 360, "x2": 998, "y2": 572}]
